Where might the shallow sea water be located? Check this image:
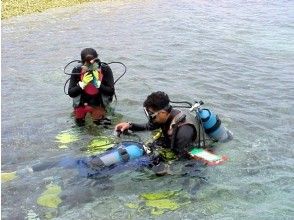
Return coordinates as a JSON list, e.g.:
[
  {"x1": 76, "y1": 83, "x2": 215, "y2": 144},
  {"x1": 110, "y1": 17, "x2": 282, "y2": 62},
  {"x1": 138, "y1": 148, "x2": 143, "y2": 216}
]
[{"x1": 1, "y1": 0, "x2": 294, "y2": 219}]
